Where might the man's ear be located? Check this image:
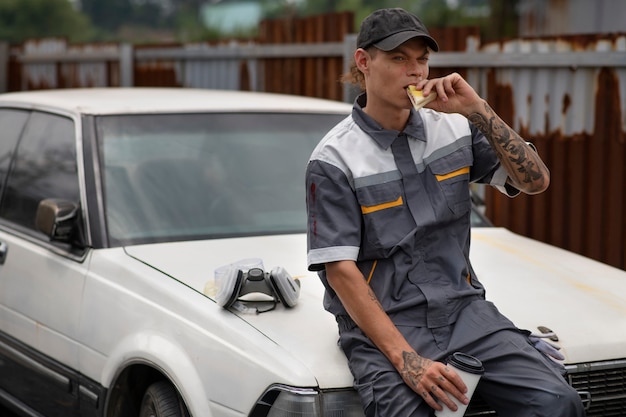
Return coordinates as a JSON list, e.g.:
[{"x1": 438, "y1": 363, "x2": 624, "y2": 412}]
[{"x1": 354, "y1": 48, "x2": 371, "y2": 74}]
